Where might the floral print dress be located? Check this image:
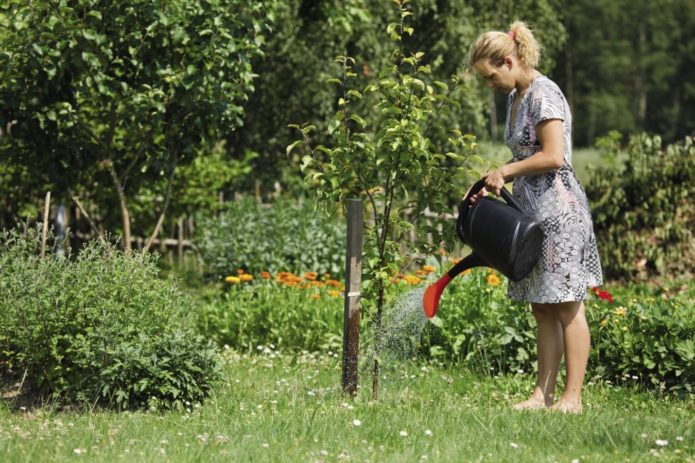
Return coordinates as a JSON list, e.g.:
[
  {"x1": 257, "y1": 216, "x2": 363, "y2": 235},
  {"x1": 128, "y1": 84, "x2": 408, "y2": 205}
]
[{"x1": 505, "y1": 76, "x2": 603, "y2": 303}]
